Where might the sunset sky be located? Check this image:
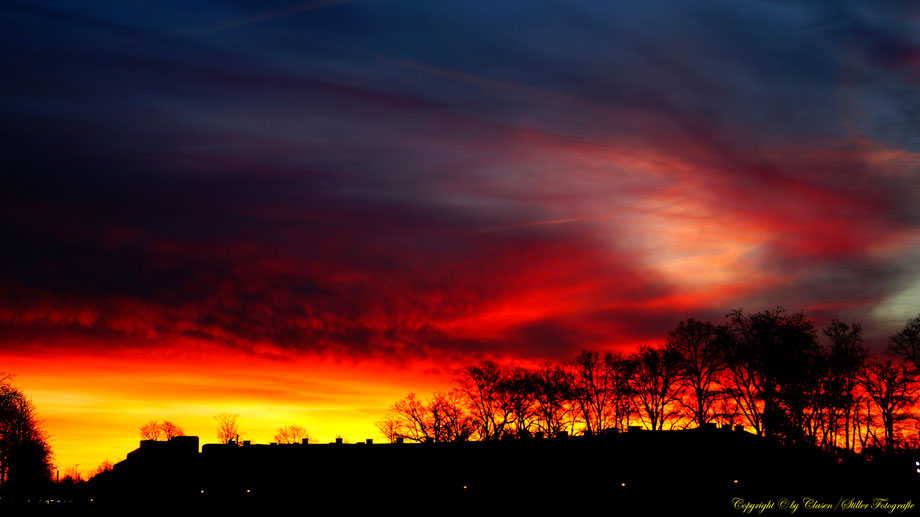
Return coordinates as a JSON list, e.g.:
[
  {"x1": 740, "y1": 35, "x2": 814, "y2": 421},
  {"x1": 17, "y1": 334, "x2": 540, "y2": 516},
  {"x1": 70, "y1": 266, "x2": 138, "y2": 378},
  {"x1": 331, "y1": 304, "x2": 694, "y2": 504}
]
[{"x1": 2, "y1": 0, "x2": 920, "y2": 474}]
